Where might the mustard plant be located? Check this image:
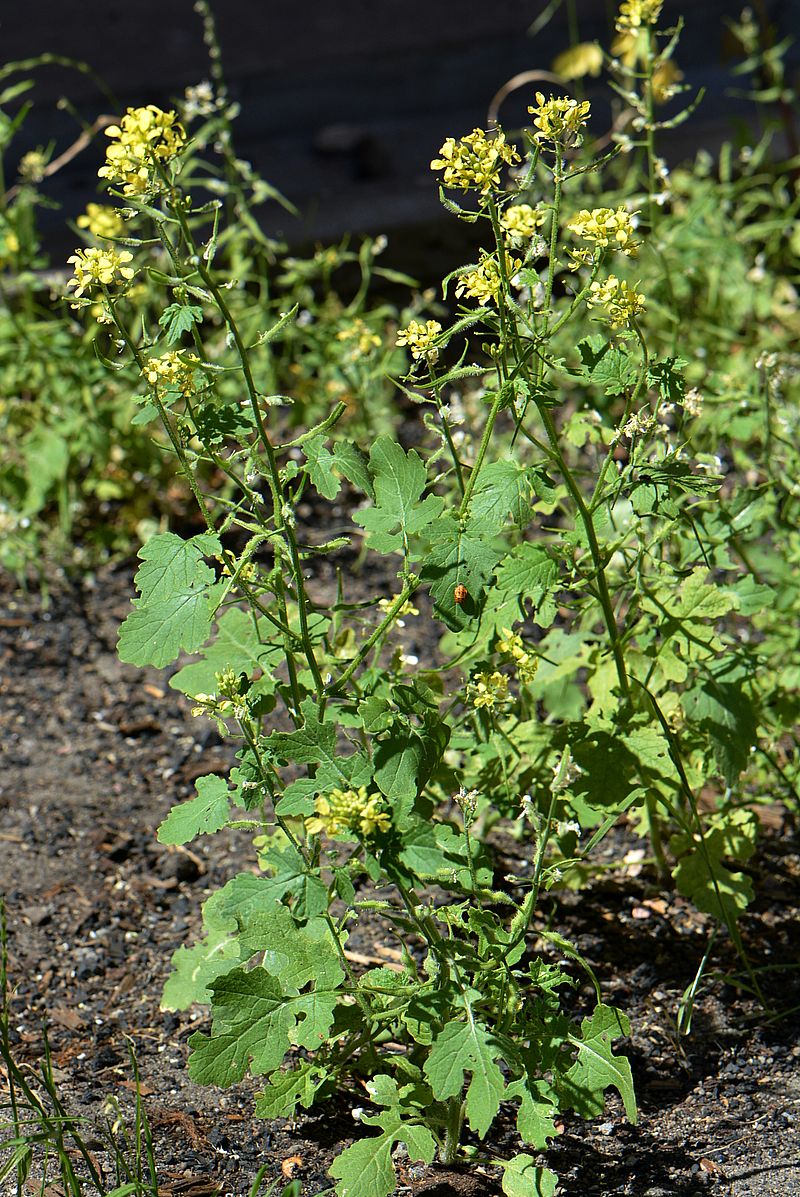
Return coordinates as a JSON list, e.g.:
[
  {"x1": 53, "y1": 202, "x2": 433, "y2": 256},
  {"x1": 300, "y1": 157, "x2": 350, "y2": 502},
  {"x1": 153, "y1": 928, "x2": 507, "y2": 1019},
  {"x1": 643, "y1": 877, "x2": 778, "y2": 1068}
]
[{"x1": 70, "y1": 7, "x2": 798, "y2": 1193}]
